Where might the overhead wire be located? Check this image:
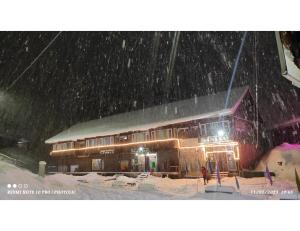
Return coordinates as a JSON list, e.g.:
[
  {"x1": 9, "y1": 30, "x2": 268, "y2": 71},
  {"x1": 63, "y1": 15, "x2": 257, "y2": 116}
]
[{"x1": 6, "y1": 31, "x2": 63, "y2": 91}]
